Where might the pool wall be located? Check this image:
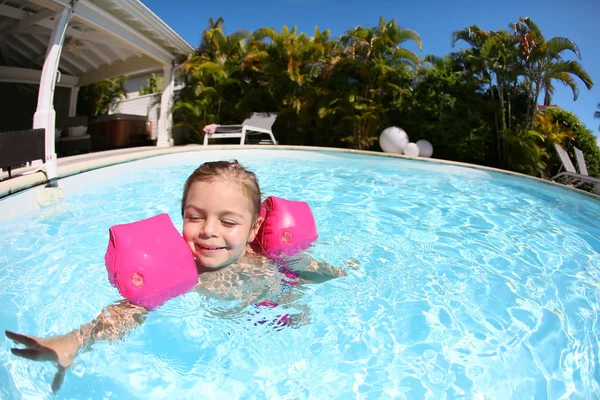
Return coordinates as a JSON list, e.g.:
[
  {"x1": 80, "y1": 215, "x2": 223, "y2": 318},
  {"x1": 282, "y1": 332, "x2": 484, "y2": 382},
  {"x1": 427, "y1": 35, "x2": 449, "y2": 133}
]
[{"x1": 1, "y1": 145, "x2": 598, "y2": 220}]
